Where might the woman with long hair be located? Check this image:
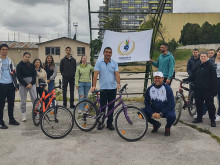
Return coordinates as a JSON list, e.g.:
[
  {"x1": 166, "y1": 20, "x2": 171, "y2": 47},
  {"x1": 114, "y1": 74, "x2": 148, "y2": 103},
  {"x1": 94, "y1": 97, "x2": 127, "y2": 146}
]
[
  {"x1": 33, "y1": 58, "x2": 47, "y2": 97},
  {"x1": 43, "y1": 55, "x2": 58, "y2": 102},
  {"x1": 16, "y1": 52, "x2": 37, "y2": 122},
  {"x1": 75, "y1": 55, "x2": 93, "y2": 114}
]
